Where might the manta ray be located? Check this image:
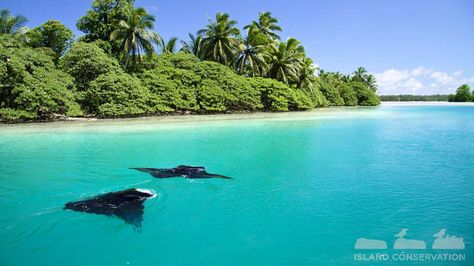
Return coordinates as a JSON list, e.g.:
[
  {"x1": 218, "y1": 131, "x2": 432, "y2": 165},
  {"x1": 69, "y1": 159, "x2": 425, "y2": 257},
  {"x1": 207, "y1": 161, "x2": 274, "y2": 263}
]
[
  {"x1": 131, "y1": 165, "x2": 232, "y2": 179},
  {"x1": 64, "y1": 188, "x2": 155, "y2": 230}
]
